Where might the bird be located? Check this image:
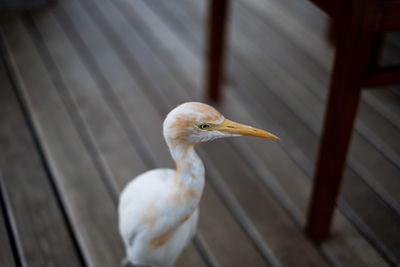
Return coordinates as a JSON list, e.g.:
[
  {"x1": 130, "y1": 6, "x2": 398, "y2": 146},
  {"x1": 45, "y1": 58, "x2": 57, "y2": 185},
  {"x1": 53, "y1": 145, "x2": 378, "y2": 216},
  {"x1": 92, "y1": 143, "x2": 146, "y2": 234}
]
[{"x1": 118, "y1": 102, "x2": 278, "y2": 267}]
